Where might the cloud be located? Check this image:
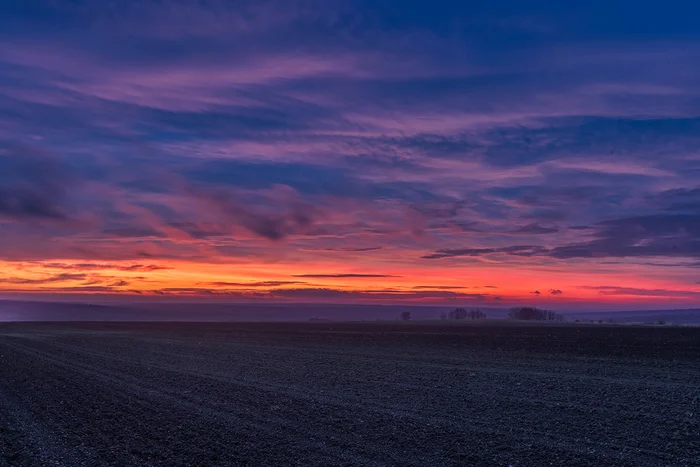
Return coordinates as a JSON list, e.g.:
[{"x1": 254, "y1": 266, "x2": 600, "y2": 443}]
[
  {"x1": 39, "y1": 263, "x2": 172, "y2": 272},
  {"x1": 423, "y1": 213, "x2": 700, "y2": 262},
  {"x1": 185, "y1": 184, "x2": 320, "y2": 240},
  {"x1": 0, "y1": 145, "x2": 76, "y2": 222},
  {"x1": 166, "y1": 222, "x2": 229, "y2": 239},
  {"x1": 549, "y1": 289, "x2": 563, "y2": 295},
  {"x1": 0, "y1": 273, "x2": 87, "y2": 285},
  {"x1": 271, "y1": 288, "x2": 492, "y2": 301},
  {"x1": 580, "y1": 286, "x2": 700, "y2": 298},
  {"x1": 204, "y1": 281, "x2": 305, "y2": 287},
  {"x1": 152, "y1": 288, "x2": 261, "y2": 297},
  {"x1": 48, "y1": 286, "x2": 133, "y2": 293},
  {"x1": 422, "y1": 248, "x2": 498, "y2": 259},
  {"x1": 292, "y1": 274, "x2": 400, "y2": 278},
  {"x1": 318, "y1": 247, "x2": 383, "y2": 252},
  {"x1": 130, "y1": 286, "x2": 495, "y2": 301},
  {"x1": 109, "y1": 280, "x2": 130, "y2": 287},
  {"x1": 1, "y1": 0, "x2": 700, "y2": 302},
  {"x1": 100, "y1": 228, "x2": 167, "y2": 239},
  {"x1": 423, "y1": 246, "x2": 547, "y2": 259},
  {"x1": 548, "y1": 214, "x2": 700, "y2": 259},
  {"x1": 119, "y1": 264, "x2": 173, "y2": 272},
  {"x1": 512, "y1": 223, "x2": 559, "y2": 235}
]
